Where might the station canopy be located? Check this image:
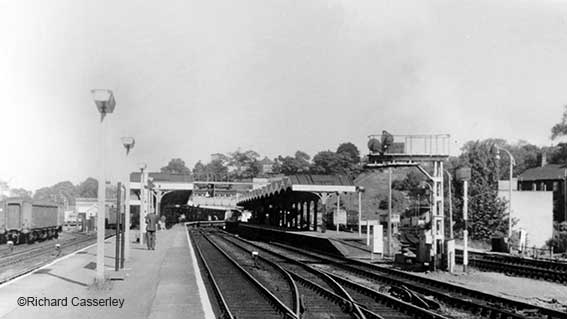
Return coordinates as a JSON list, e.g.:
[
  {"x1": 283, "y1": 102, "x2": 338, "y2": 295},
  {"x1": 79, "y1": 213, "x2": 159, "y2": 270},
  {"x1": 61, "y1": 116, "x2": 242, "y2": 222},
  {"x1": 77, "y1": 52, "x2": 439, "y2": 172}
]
[{"x1": 237, "y1": 174, "x2": 356, "y2": 205}]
